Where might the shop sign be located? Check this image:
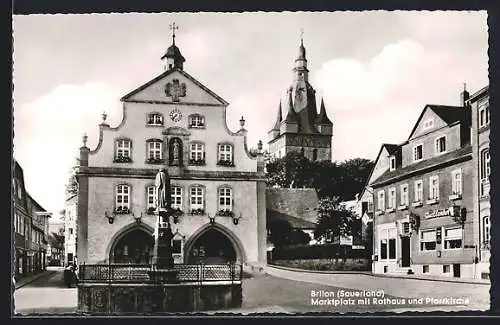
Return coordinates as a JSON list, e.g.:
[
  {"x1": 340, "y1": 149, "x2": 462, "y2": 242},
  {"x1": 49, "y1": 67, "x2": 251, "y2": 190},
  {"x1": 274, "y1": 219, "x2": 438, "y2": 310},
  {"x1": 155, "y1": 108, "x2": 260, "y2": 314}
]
[{"x1": 424, "y1": 206, "x2": 459, "y2": 219}]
